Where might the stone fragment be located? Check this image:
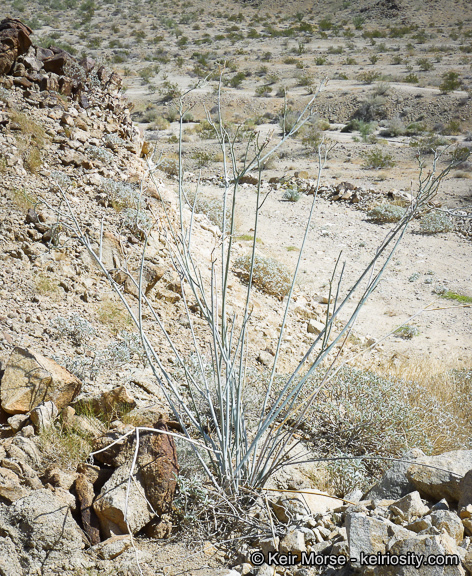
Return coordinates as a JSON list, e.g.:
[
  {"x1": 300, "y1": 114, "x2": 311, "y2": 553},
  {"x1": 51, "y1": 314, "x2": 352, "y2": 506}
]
[
  {"x1": 93, "y1": 463, "x2": 152, "y2": 537},
  {"x1": 430, "y1": 510, "x2": 464, "y2": 544},
  {"x1": 380, "y1": 534, "x2": 465, "y2": 575},
  {"x1": 93, "y1": 421, "x2": 178, "y2": 536},
  {"x1": 279, "y1": 529, "x2": 306, "y2": 560},
  {"x1": 7, "y1": 413, "x2": 29, "y2": 432},
  {"x1": 30, "y1": 400, "x2": 58, "y2": 431},
  {"x1": 389, "y1": 491, "x2": 429, "y2": 522},
  {"x1": 0, "y1": 536, "x2": 23, "y2": 576},
  {"x1": 0, "y1": 347, "x2": 81, "y2": 414},
  {"x1": 0, "y1": 489, "x2": 84, "y2": 562},
  {"x1": 75, "y1": 473, "x2": 100, "y2": 545},
  {"x1": 307, "y1": 319, "x2": 325, "y2": 335},
  {"x1": 0, "y1": 466, "x2": 28, "y2": 502},
  {"x1": 0, "y1": 18, "x2": 33, "y2": 75},
  {"x1": 93, "y1": 535, "x2": 132, "y2": 560}
]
